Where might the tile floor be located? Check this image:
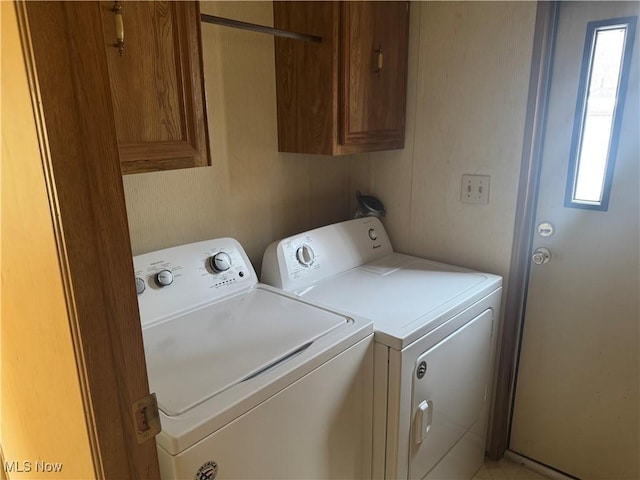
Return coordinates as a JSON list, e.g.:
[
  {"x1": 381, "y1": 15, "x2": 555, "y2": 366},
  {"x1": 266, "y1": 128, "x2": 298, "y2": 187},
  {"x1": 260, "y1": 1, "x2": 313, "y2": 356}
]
[{"x1": 473, "y1": 457, "x2": 551, "y2": 480}]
